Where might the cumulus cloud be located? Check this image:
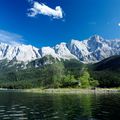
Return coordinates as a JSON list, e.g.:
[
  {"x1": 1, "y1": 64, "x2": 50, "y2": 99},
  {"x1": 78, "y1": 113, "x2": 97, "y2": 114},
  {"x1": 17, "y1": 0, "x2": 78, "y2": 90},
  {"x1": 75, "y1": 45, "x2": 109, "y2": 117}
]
[
  {"x1": 0, "y1": 30, "x2": 24, "y2": 45},
  {"x1": 27, "y1": 1, "x2": 63, "y2": 19}
]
